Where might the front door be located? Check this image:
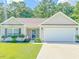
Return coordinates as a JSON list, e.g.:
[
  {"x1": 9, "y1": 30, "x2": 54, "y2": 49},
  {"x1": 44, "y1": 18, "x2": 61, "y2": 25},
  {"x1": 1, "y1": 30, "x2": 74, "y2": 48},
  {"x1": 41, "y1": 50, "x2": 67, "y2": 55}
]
[{"x1": 32, "y1": 29, "x2": 37, "y2": 39}]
